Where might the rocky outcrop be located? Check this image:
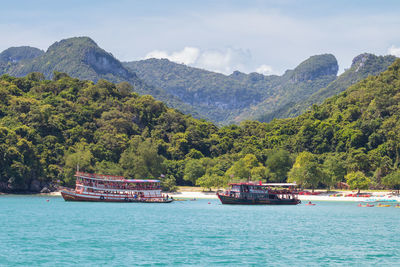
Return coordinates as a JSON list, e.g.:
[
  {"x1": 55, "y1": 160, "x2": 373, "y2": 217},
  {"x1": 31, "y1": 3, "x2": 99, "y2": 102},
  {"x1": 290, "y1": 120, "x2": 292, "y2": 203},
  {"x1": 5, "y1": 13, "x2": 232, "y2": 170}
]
[
  {"x1": 29, "y1": 179, "x2": 41, "y2": 192},
  {"x1": 40, "y1": 187, "x2": 51, "y2": 194}
]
